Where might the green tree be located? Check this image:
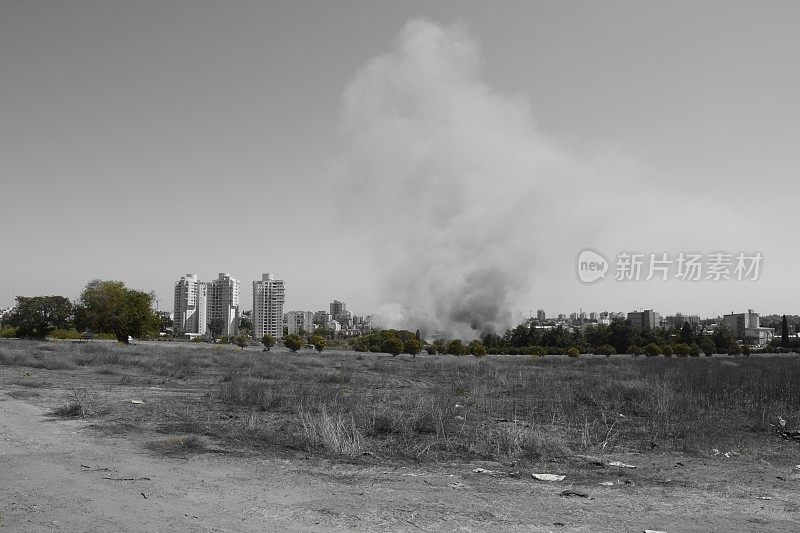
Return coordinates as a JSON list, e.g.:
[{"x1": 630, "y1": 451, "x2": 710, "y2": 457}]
[
  {"x1": 382, "y1": 337, "x2": 404, "y2": 356},
  {"x1": 446, "y1": 339, "x2": 466, "y2": 356},
  {"x1": 239, "y1": 317, "x2": 253, "y2": 337},
  {"x1": 712, "y1": 324, "x2": 735, "y2": 353},
  {"x1": 404, "y1": 338, "x2": 422, "y2": 356},
  {"x1": 662, "y1": 345, "x2": 674, "y2": 357},
  {"x1": 728, "y1": 343, "x2": 742, "y2": 356},
  {"x1": 689, "y1": 343, "x2": 701, "y2": 357},
  {"x1": 679, "y1": 322, "x2": 695, "y2": 345},
  {"x1": 468, "y1": 339, "x2": 486, "y2": 357},
  {"x1": 674, "y1": 343, "x2": 691, "y2": 357},
  {"x1": 7, "y1": 296, "x2": 73, "y2": 339},
  {"x1": 235, "y1": 335, "x2": 248, "y2": 350},
  {"x1": 261, "y1": 334, "x2": 275, "y2": 351},
  {"x1": 742, "y1": 343, "x2": 751, "y2": 356},
  {"x1": 310, "y1": 335, "x2": 326, "y2": 353},
  {"x1": 284, "y1": 334, "x2": 303, "y2": 352},
  {"x1": 700, "y1": 337, "x2": 716, "y2": 357},
  {"x1": 74, "y1": 280, "x2": 159, "y2": 344},
  {"x1": 782, "y1": 315, "x2": 789, "y2": 347},
  {"x1": 207, "y1": 317, "x2": 226, "y2": 341},
  {"x1": 432, "y1": 338, "x2": 448, "y2": 355}
]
